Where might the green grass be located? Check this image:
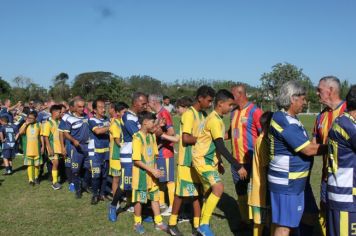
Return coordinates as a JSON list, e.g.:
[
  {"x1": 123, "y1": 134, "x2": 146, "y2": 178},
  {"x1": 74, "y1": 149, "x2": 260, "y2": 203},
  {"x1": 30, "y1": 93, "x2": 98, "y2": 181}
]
[{"x1": 0, "y1": 114, "x2": 321, "y2": 236}]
